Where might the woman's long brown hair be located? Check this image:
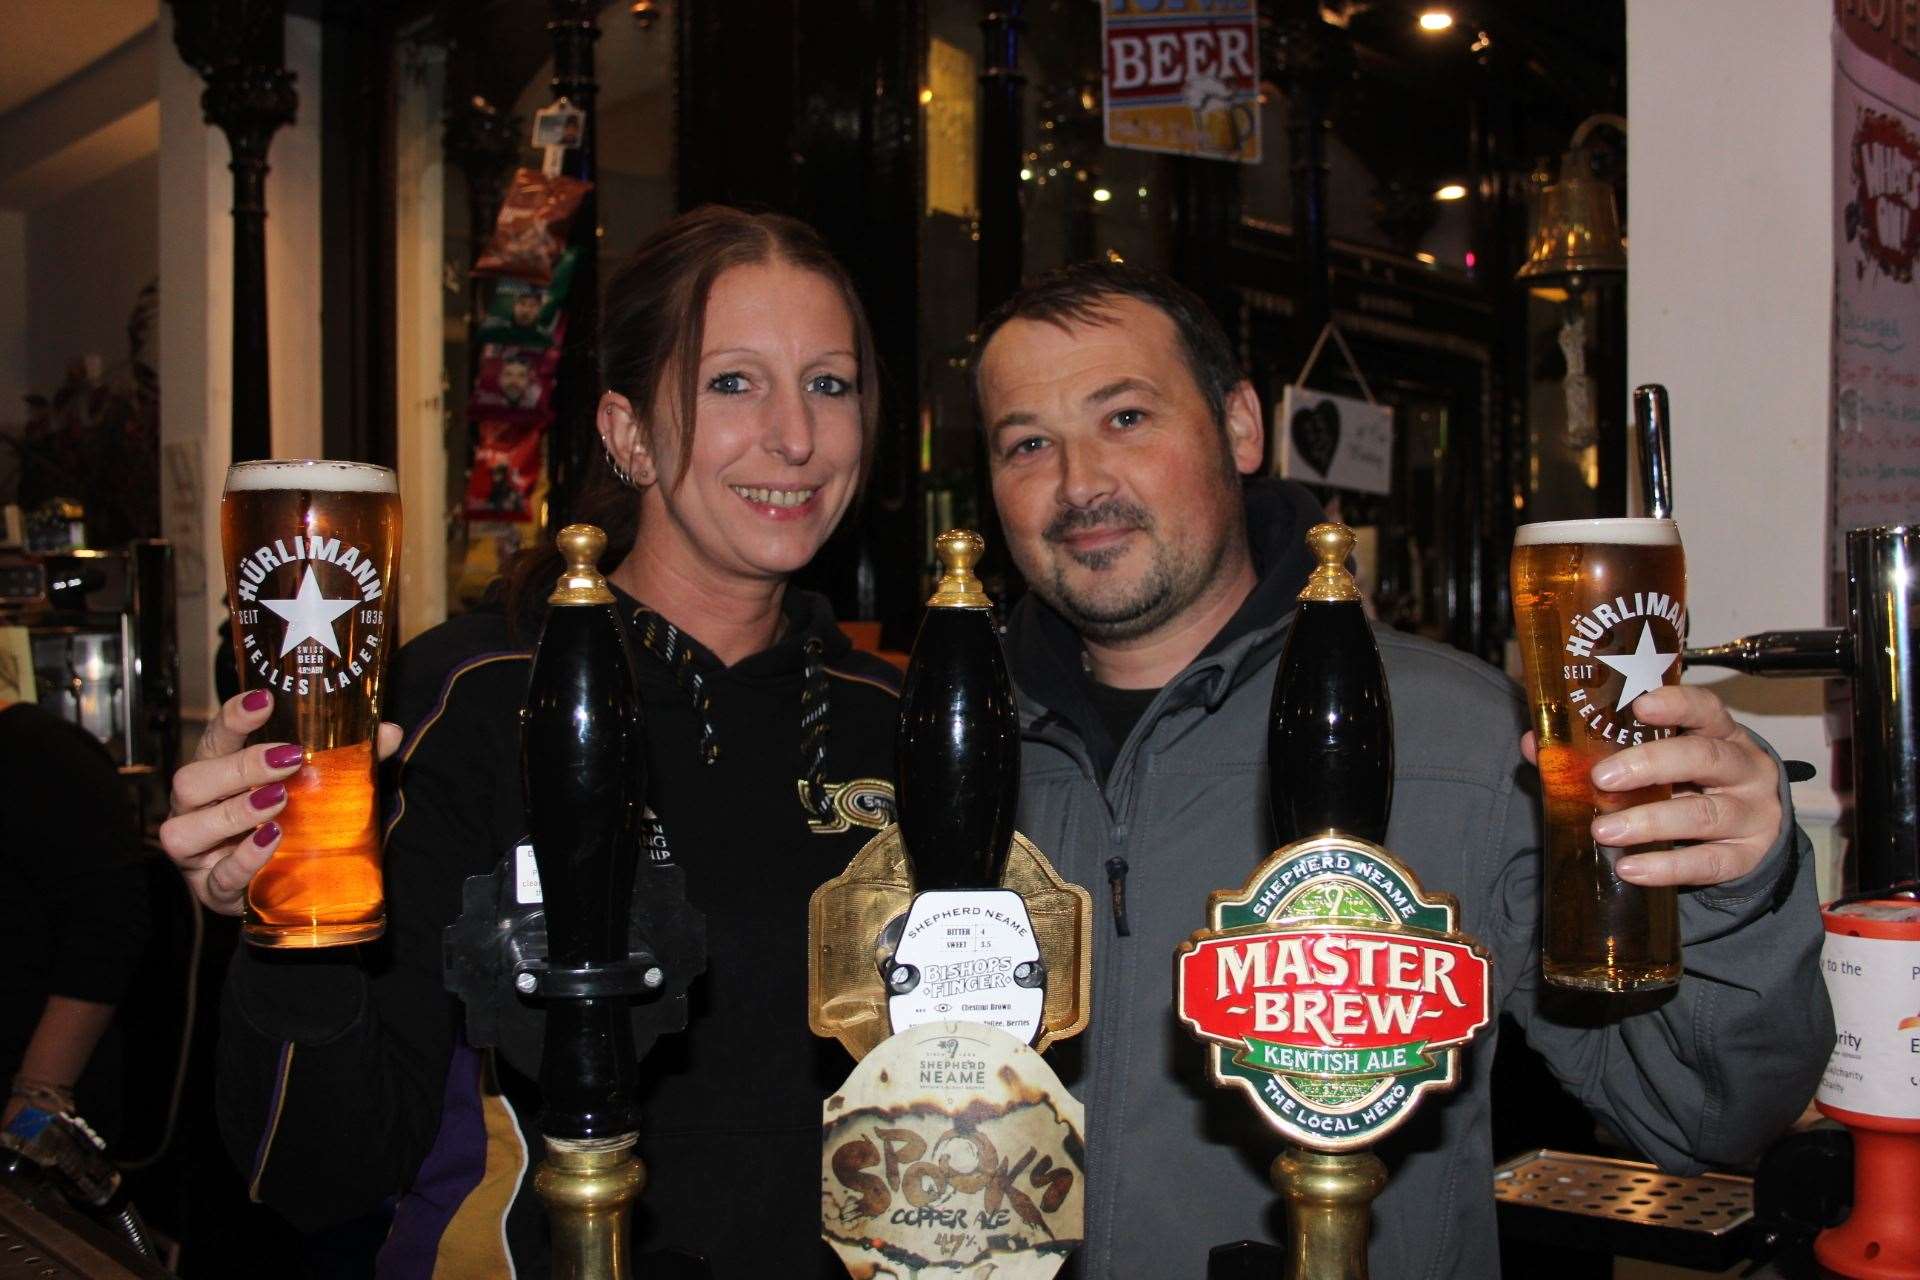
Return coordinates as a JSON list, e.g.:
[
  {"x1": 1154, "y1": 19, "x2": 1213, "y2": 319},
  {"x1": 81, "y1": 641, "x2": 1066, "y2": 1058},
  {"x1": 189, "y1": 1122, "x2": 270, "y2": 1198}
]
[{"x1": 503, "y1": 205, "x2": 883, "y2": 639}]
